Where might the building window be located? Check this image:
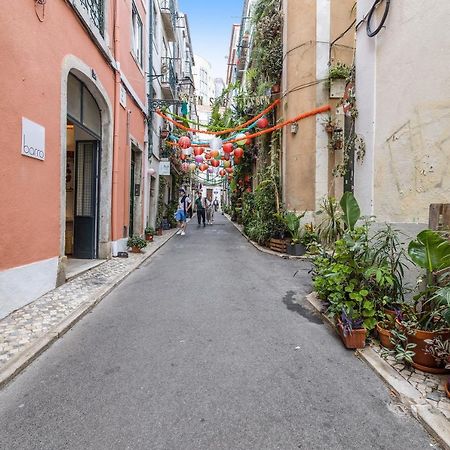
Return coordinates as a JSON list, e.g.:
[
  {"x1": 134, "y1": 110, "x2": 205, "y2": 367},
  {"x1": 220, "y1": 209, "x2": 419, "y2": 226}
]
[
  {"x1": 132, "y1": 2, "x2": 143, "y2": 67},
  {"x1": 79, "y1": 0, "x2": 105, "y2": 37}
]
